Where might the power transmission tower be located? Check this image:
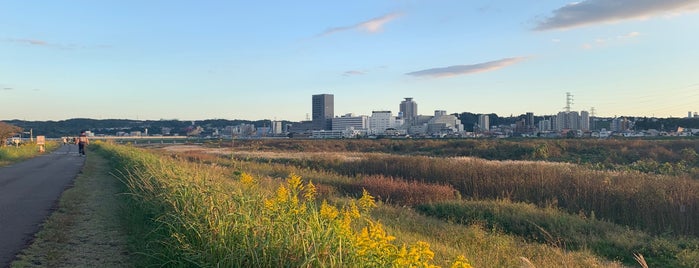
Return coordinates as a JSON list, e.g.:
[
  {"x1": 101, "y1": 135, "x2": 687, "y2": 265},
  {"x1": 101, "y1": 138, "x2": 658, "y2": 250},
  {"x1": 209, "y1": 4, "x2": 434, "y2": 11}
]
[
  {"x1": 590, "y1": 107, "x2": 597, "y2": 130},
  {"x1": 564, "y1": 92, "x2": 574, "y2": 112}
]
